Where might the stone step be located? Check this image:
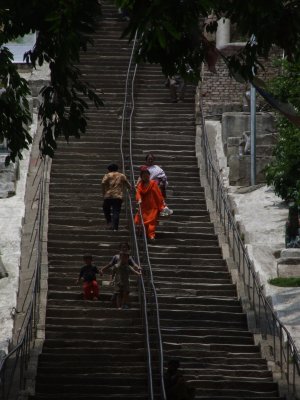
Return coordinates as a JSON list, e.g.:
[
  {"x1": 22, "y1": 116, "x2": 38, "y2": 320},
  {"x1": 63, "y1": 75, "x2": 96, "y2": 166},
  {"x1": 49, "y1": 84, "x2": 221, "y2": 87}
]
[
  {"x1": 158, "y1": 297, "x2": 240, "y2": 307},
  {"x1": 36, "y1": 374, "x2": 148, "y2": 385},
  {"x1": 41, "y1": 347, "x2": 145, "y2": 356},
  {"x1": 45, "y1": 316, "x2": 142, "y2": 328},
  {"x1": 44, "y1": 324, "x2": 143, "y2": 334},
  {"x1": 38, "y1": 352, "x2": 146, "y2": 363},
  {"x1": 159, "y1": 318, "x2": 246, "y2": 329},
  {"x1": 34, "y1": 383, "x2": 147, "y2": 395},
  {"x1": 31, "y1": 396, "x2": 147, "y2": 400},
  {"x1": 45, "y1": 307, "x2": 140, "y2": 319},
  {"x1": 162, "y1": 334, "x2": 254, "y2": 346}
]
